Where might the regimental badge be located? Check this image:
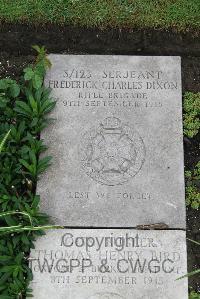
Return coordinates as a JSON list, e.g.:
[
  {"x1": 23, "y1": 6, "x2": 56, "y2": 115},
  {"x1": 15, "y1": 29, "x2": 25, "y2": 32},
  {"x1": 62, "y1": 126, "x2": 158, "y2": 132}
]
[{"x1": 80, "y1": 117, "x2": 145, "y2": 186}]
